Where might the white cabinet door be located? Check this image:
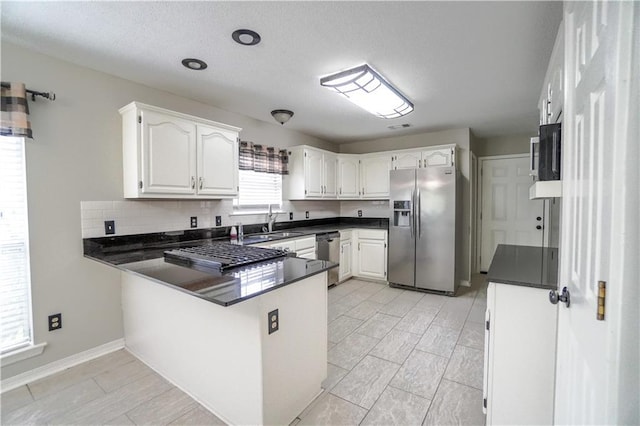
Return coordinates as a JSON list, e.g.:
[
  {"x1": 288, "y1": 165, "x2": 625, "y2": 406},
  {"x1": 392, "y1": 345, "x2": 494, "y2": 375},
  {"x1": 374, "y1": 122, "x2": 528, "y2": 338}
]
[
  {"x1": 197, "y1": 125, "x2": 238, "y2": 196},
  {"x1": 421, "y1": 147, "x2": 453, "y2": 168},
  {"x1": 339, "y1": 240, "x2": 352, "y2": 281},
  {"x1": 360, "y1": 155, "x2": 391, "y2": 199},
  {"x1": 305, "y1": 149, "x2": 324, "y2": 198},
  {"x1": 270, "y1": 240, "x2": 296, "y2": 253},
  {"x1": 357, "y1": 239, "x2": 387, "y2": 280},
  {"x1": 141, "y1": 109, "x2": 197, "y2": 195},
  {"x1": 392, "y1": 151, "x2": 421, "y2": 169},
  {"x1": 338, "y1": 156, "x2": 360, "y2": 198},
  {"x1": 296, "y1": 247, "x2": 316, "y2": 260},
  {"x1": 485, "y1": 282, "x2": 557, "y2": 425},
  {"x1": 323, "y1": 153, "x2": 338, "y2": 197}
]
